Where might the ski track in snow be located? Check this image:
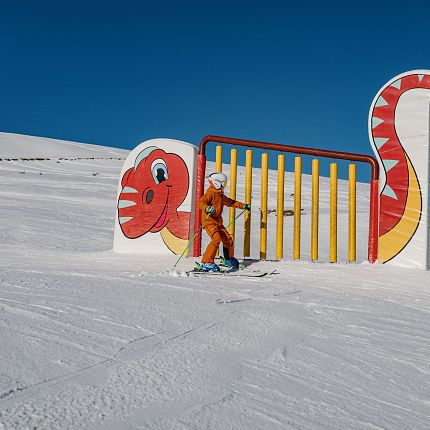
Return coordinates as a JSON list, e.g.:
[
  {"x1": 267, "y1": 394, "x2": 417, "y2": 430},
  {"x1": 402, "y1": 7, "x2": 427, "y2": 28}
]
[{"x1": 0, "y1": 134, "x2": 430, "y2": 429}]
